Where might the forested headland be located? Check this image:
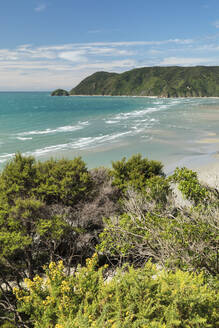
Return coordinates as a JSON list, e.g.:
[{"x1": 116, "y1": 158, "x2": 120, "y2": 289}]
[
  {"x1": 0, "y1": 154, "x2": 218, "y2": 327},
  {"x1": 52, "y1": 66, "x2": 219, "y2": 97}
]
